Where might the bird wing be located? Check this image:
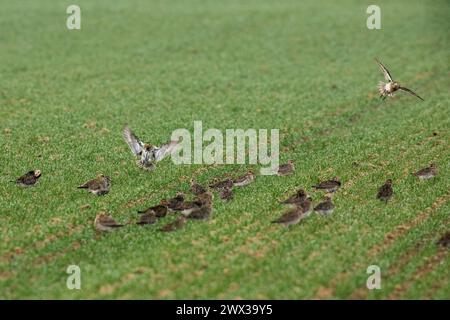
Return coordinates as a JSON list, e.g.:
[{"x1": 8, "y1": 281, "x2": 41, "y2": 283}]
[
  {"x1": 154, "y1": 139, "x2": 181, "y2": 162},
  {"x1": 398, "y1": 86, "x2": 424, "y2": 101},
  {"x1": 123, "y1": 125, "x2": 144, "y2": 156},
  {"x1": 375, "y1": 58, "x2": 393, "y2": 82}
]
